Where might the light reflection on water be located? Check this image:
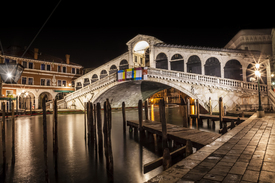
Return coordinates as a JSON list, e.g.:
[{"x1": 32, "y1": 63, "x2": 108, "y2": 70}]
[{"x1": 0, "y1": 105, "x2": 219, "y2": 182}]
